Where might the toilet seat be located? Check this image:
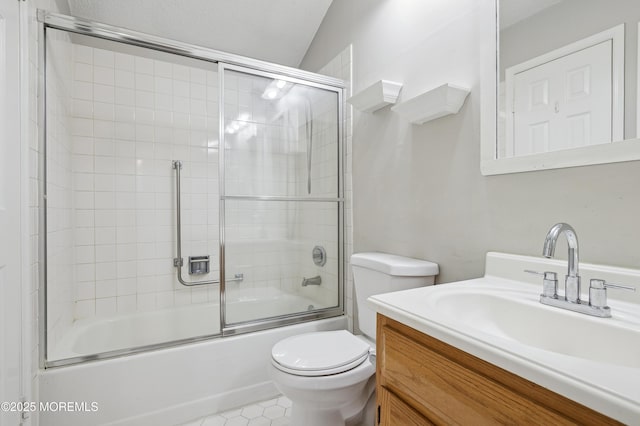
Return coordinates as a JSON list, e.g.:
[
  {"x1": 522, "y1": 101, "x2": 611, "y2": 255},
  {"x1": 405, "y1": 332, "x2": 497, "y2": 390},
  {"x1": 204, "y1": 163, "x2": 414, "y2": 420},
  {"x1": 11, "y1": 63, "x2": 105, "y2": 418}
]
[{"x1": 271, "y1": 330, "x2": 371, "y2": 377}]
